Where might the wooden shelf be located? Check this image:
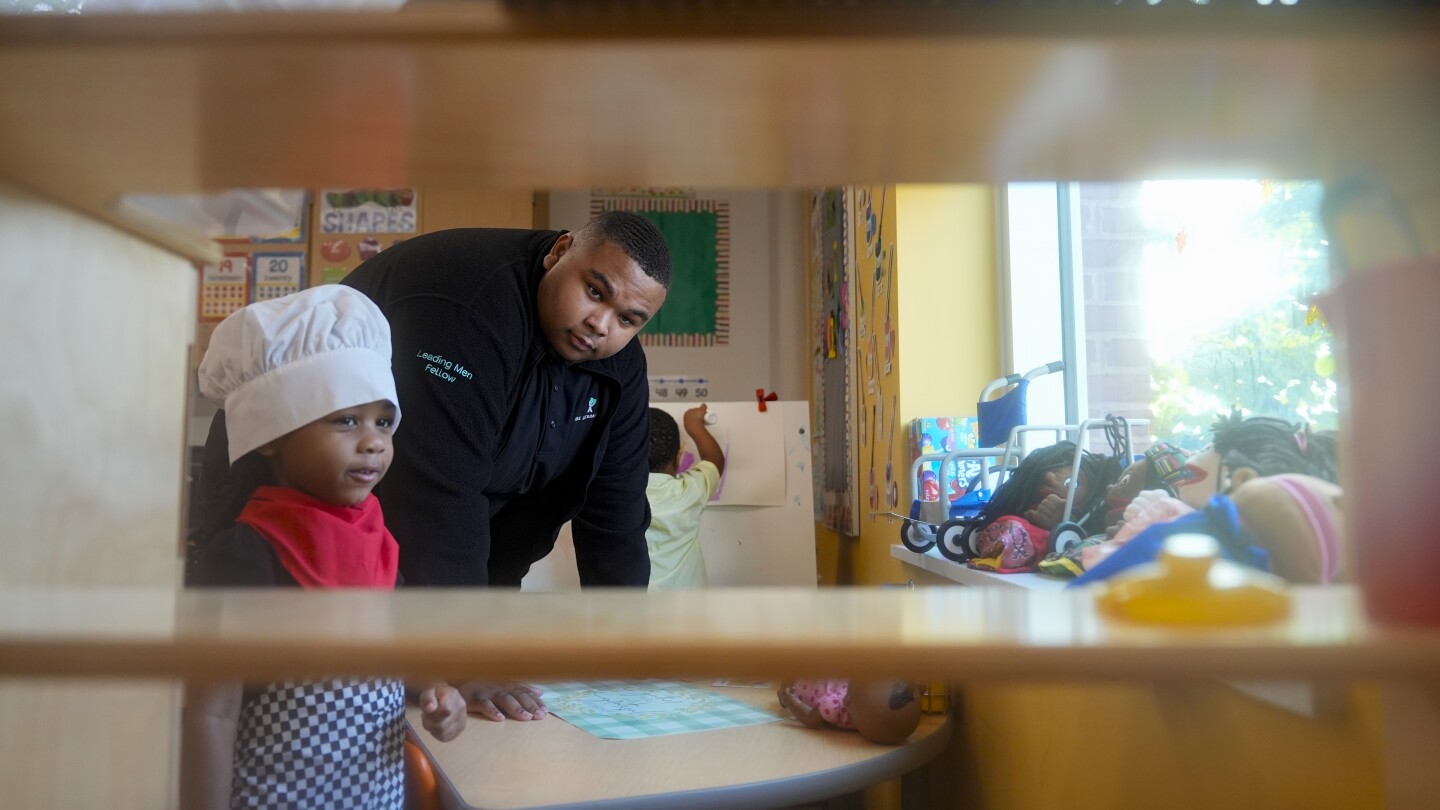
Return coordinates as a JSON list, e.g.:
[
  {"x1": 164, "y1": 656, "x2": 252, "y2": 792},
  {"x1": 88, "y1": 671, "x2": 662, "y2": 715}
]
[
  {"x1": 4, "y1": 585, "x2": 1439, "y2": 683},
  {"x1": 1, "y1": 4, "x2": 1438, "y2": 260}
]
